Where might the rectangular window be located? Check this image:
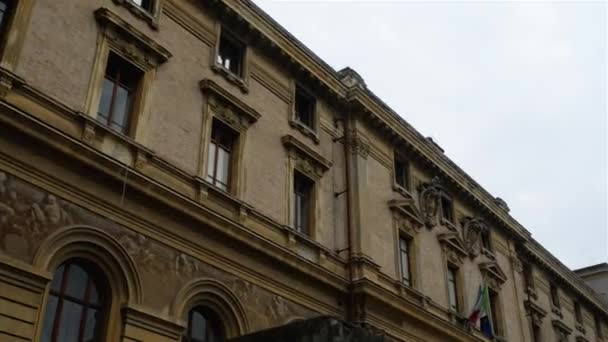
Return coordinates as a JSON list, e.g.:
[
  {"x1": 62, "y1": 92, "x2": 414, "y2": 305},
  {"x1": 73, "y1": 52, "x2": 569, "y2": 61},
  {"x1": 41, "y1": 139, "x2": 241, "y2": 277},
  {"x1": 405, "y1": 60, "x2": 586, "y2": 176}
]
[
  {"x1": 596, "y1": 315, "x2": 603, "y2": 338},
  {"x1": 206, "y1": 120, "x2": 237, "y2": 192},
  {"x1": 0, "y1": 0, "x2": 14, "y2": 52},
  {"x1": 394, "y1": 154, "x2": 409, "y2": 190},
  {"x1": 440, "y1": 194, "x2": 453, "y2": 222},
  {"x1": 489, "y1": 288, "x2": 501, "y2": 335},
  {"x1": 399, "y1": 237, "x2": 412, "y2": 286},
  {"x1": 550, "y1": 283, "x2": 560, "y2": 308},
  {"x1": 294, "y1": 172, "x2": 313, "y2": 235},
  {"x1": 447, "y1": 266, "x2": 459, "y2": 312},
  {"x1": 217, "y1": 31, "x2": 244, "y2": 77},
  {"x1": 97, "y1": 52, "x2": 143, "y2": 135},
  {"x1": 523, "y1": 263, "x2": 534, "y2": 290},
  {"x1": 133, "y1": 0, "x2": 153, "y2": 12},
  {"x1": 574, "y1": 302, "x2": 583, "y2": 324},
  {"x1": 294, "y1": 86, "x2": 315, "y2": 130},
  {"x1": 481, "y1": 230, "x2": 492, "y2": 251}
]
